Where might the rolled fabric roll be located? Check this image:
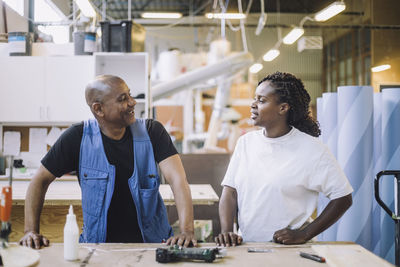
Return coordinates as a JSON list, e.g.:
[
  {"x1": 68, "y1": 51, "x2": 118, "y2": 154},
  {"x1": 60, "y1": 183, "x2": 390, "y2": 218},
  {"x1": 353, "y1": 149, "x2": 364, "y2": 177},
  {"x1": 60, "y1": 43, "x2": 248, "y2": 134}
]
[
  {"x1": 372, "y1": 93, "x2": 382, "y2": 255},
  {"x1": 336, "y1": 86, "x2": 373, "y2": 251},
  {"x1": 318, "y1": 93, "x2": 338, "y2": 241},
  {"x1": 322, "y1": 92, "x2": 338, "y2": 158},
  {"x1": 380, "y1": 88, "x2": 400, "y2": 263},
  {"x1": 316, "y1": 96, "x2": 324, "y2": 241},
  {"x1": 316, "y1": 97, "x2": 323, "y2": 141}
]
